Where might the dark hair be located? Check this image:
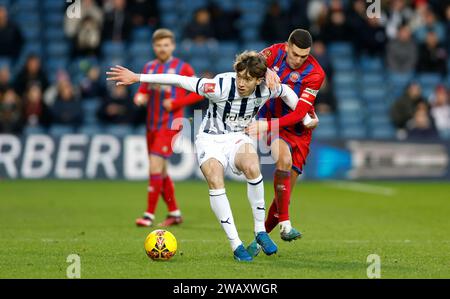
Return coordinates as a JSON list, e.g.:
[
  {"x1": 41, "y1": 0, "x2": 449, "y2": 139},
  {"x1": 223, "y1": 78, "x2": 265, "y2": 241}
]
[
  {"x1": 288, "y1": 29, "x2": 312, "y2": 49},
  {"x1": 233, "y1": 51, "x2": 267, "y2": 79}
]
